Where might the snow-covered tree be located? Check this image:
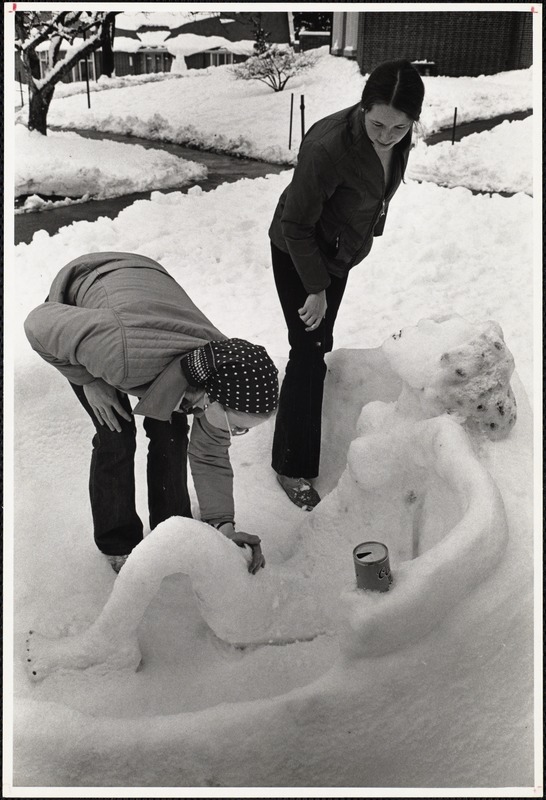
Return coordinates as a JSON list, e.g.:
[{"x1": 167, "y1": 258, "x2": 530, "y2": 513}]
[
  {"x1": 231, "y1": 45, "x2": 316, "y2": 92},
  {"x1": 15, "y1": 10, "x2": 118, "y2": 135}
]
